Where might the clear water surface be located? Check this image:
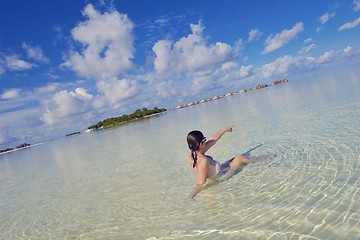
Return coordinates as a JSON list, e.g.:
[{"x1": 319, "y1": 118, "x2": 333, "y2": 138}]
[{"x1": 0, "y1": 71, "x2": 359, "y2": 239}]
